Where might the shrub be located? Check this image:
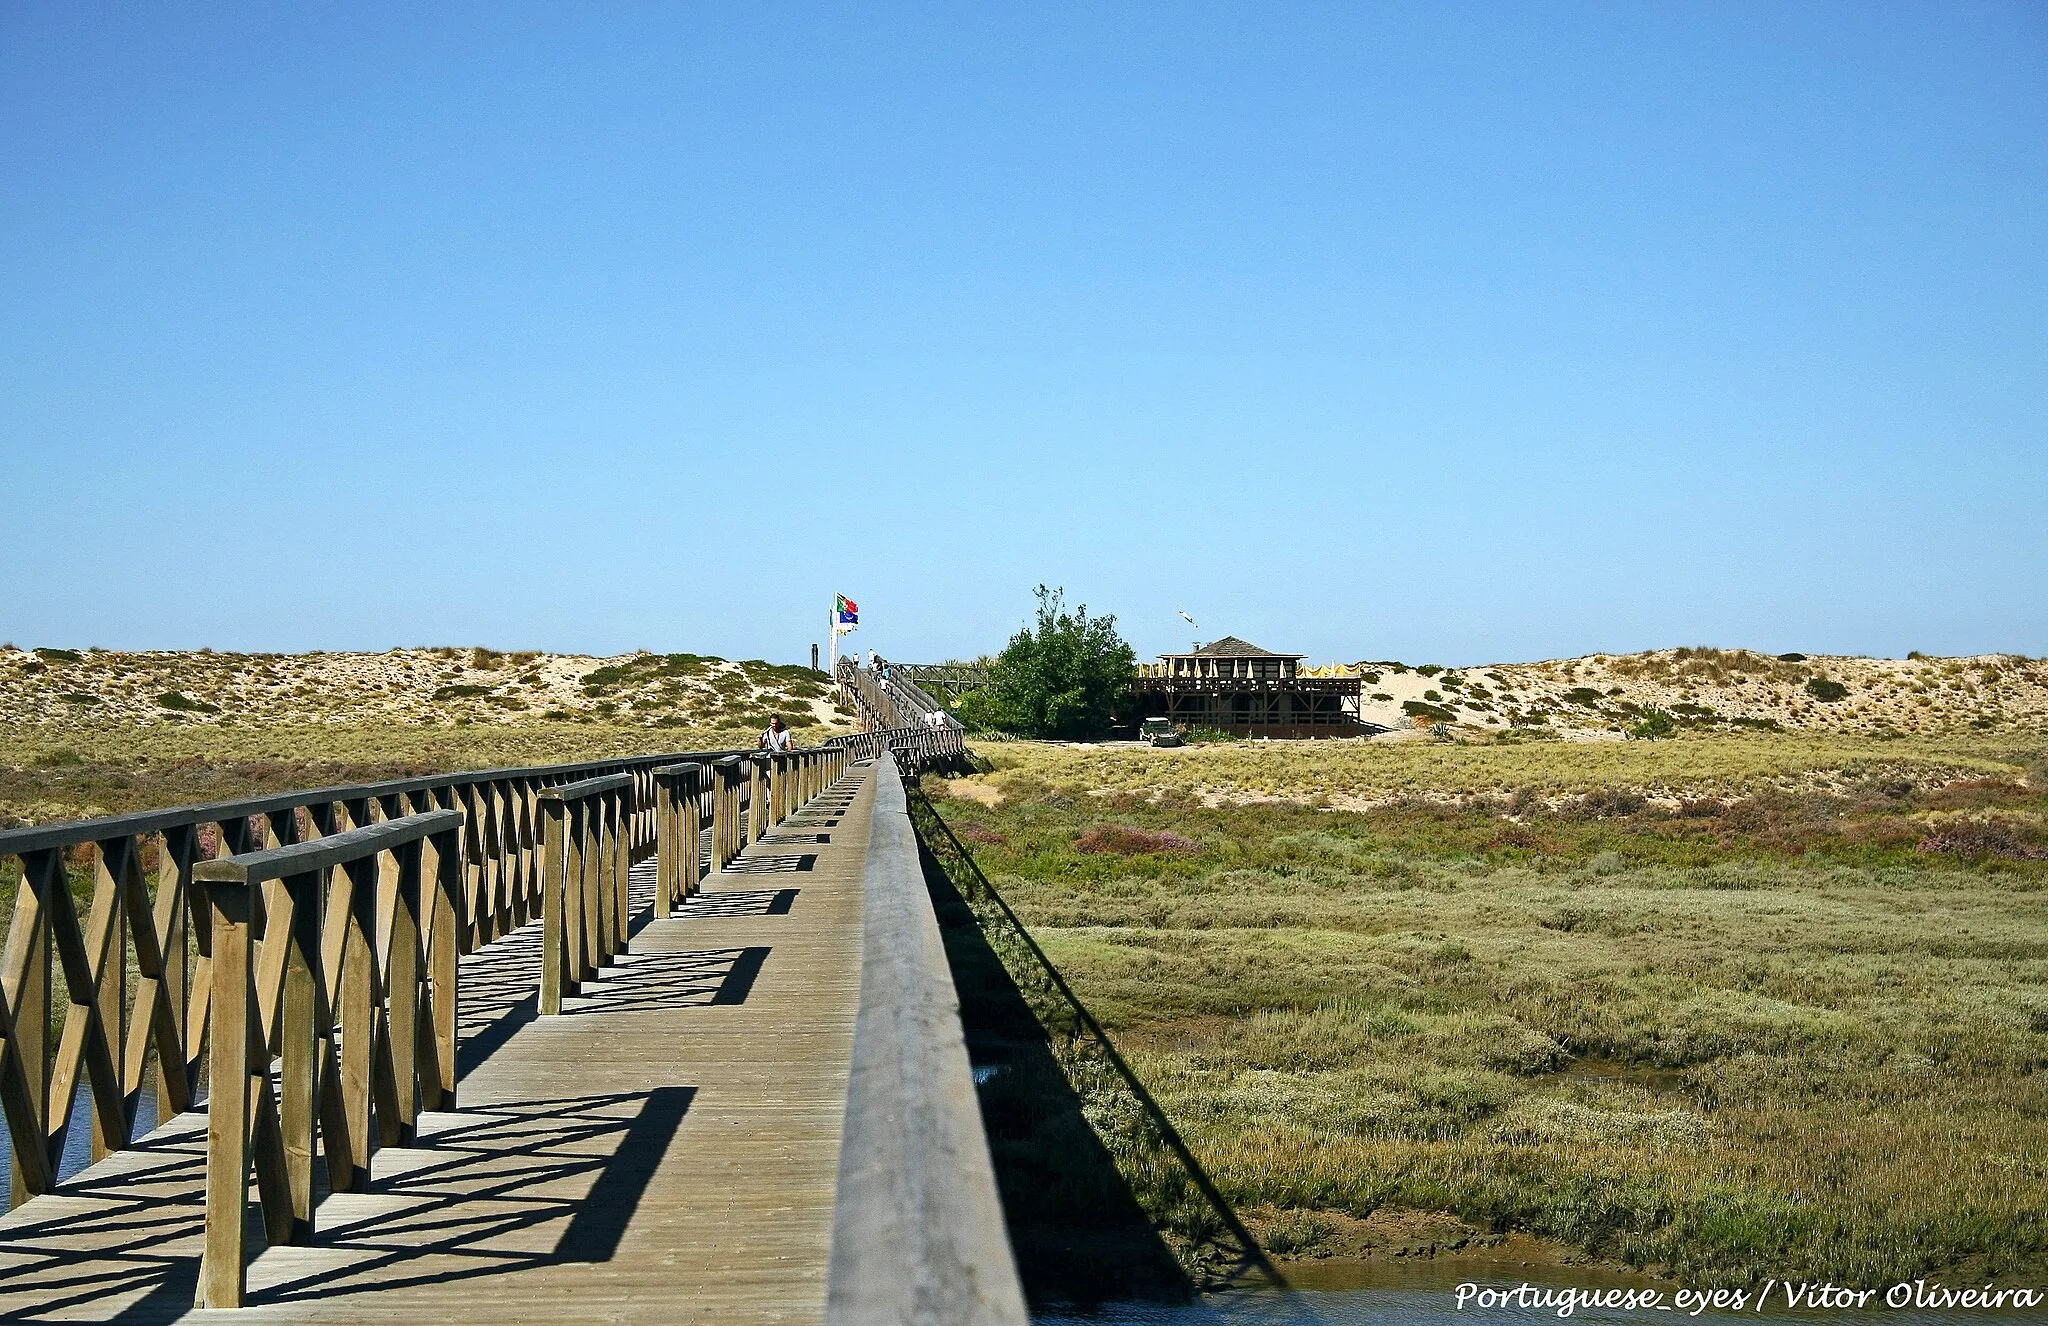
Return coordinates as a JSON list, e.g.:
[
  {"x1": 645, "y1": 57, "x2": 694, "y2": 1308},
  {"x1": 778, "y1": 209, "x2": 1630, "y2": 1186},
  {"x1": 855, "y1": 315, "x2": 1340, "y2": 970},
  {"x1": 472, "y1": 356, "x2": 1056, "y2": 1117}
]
[
  {"x1": 959, "y1": 824, "x2": 1008, "y2": 846},
  {"x1": 35, "y1": 647, "x2": 83, "y2": 663},
  {"x1": 1805, "y1": 677, "x2": 1849, "y2": 702},
  {"x1": 1076, "y1": 824, "x2": 1199, "y2": 855},
  {"x1": 1560, "y1": 789, "x2": 1648, "y2": 819},
  {"x1": 1918, "y1": 818, "x2": 2048, "y2": 862},
  {"x1": 1565, "y1": 687, "x2": 1604, "y2": 706},
  {"x1": 580, "y1": 664, "x2": 632, "y2": 691},
  {"x1": 432, "y1": 683, "x2": 491, "y2": 699},
  {"x1": 1628, "y1": 708, "x2": 1677, "y2": 740},
  {"x1": 1401, "y1": 700, "x2": 1456, "y2": 722},
  {"x1": 1416, "y1": 664, "x2": 1444, "y2": 676},
  {"x1": 469, "y1": 647, "x2": 504, "y2": 669},
  {"x1": 954, "y1": 586, "x2": 1134, "y2": 740},
  {"x1": 1777, "y1": 652, "x2": 1807, "y2": 662},
  {"x1": 155, "y1": 691, "x2": 218, "y2": 713}
]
